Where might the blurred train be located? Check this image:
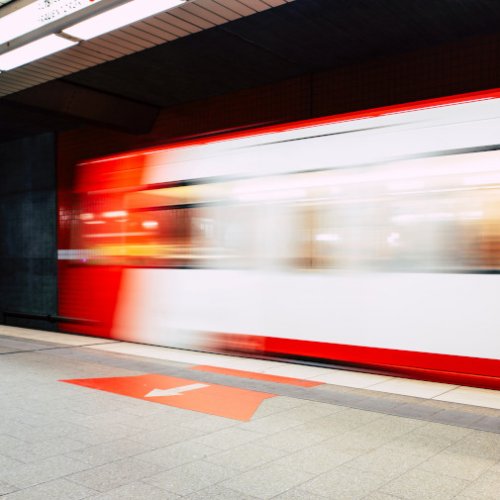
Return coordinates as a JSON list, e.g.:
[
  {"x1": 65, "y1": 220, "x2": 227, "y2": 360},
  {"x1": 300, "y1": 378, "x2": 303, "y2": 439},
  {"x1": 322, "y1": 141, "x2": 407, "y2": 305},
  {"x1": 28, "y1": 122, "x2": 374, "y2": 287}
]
[{"x1": 59, "y1": 89, "x2": 500, "y2": 388}]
